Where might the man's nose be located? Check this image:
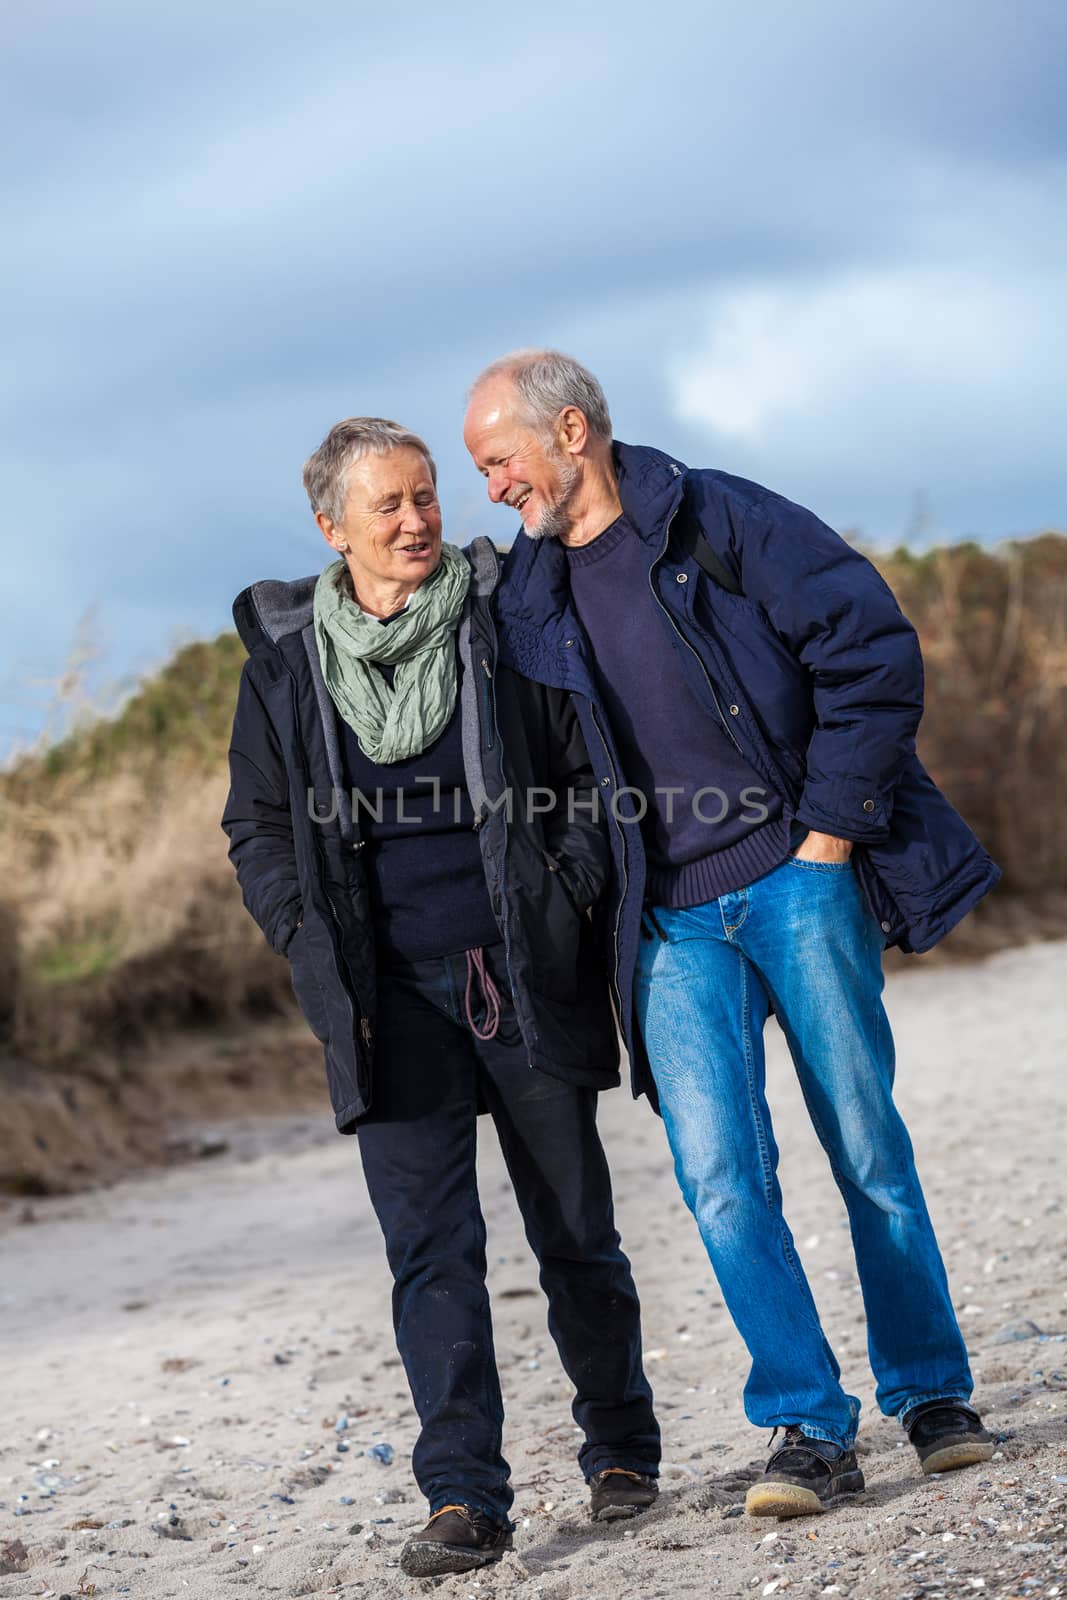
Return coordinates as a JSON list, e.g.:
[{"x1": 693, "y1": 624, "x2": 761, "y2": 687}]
[{"x1": 487, "y1": 469, "x2": 508, "y2": 504}]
